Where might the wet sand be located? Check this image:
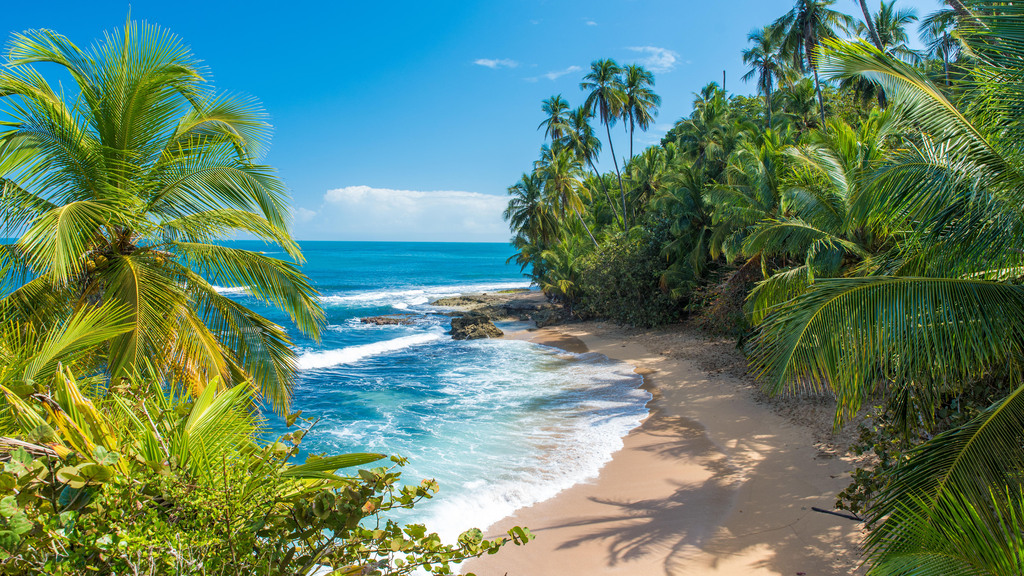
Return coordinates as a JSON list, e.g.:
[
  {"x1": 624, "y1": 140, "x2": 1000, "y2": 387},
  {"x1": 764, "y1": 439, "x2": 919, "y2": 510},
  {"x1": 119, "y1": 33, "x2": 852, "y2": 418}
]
[{"x1": 466, "y1": 321, "x2": 865, "y2": 576}]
